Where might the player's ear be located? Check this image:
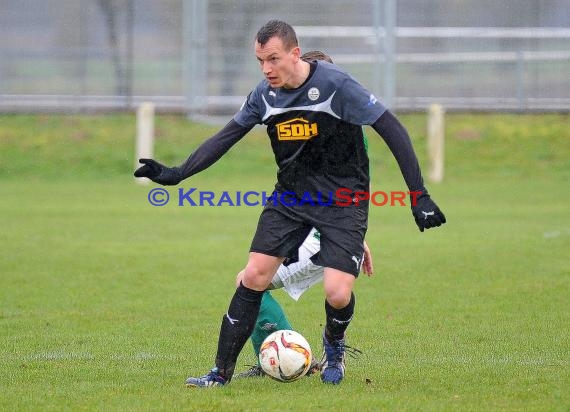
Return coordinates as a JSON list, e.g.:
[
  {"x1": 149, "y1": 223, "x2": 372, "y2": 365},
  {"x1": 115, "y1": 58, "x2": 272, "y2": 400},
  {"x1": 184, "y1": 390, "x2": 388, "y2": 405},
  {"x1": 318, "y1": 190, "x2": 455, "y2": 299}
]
[{"x1": 290, "y1": 46, "x2": 301, "y2": 61}]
